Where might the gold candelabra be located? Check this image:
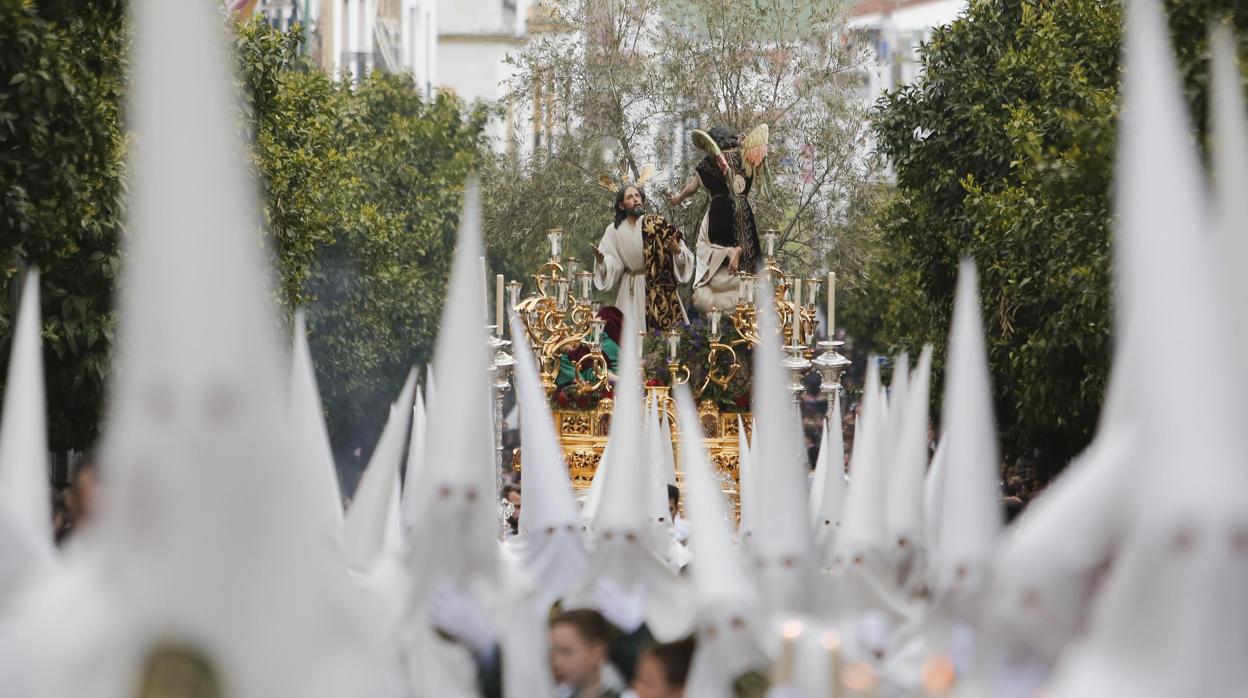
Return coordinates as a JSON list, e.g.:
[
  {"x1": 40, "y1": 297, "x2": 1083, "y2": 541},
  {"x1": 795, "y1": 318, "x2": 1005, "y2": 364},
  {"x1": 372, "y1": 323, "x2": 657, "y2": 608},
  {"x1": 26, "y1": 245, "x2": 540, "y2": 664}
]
[{"x1": 512, "y1": 229, "x2": 611, "y2": 396}]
